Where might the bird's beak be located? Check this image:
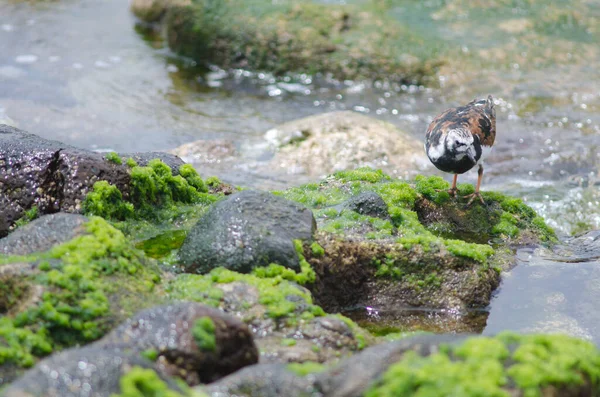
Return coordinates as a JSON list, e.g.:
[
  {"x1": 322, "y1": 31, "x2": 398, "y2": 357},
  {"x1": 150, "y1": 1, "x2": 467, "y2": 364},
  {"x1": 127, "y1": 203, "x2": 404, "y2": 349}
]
[{"x1": 467, "y1": 147, "x2": 477, "y2": 163}]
